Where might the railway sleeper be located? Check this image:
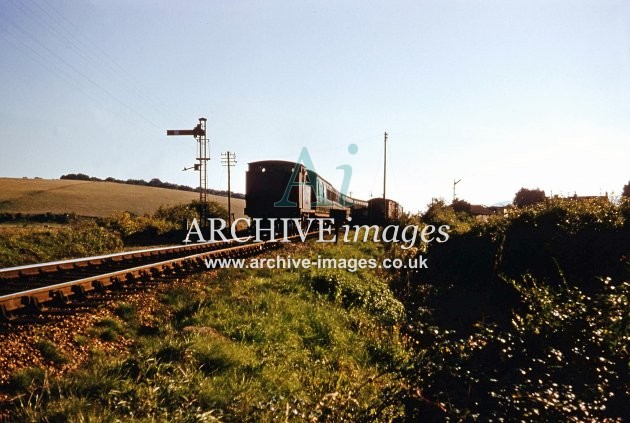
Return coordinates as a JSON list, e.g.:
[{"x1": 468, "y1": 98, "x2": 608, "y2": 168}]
[
  {"x1": 51, "y1": 290, "x2": 71, "y2": 307},
  {"x1": 18, "y1": 269, "x2": 40, "y2": 278},
  {"x1": 125, "y1": 273, "x2": 139, "y2": 285},
  {"x1": 165, "y1": 264, "x2": 182, "y2": 276},
  {"x1": 150, "y1": 267, "x2": 163, "y2": 279},
  {"x1": 107, "y1": 276, "x2": 124, "y2": 291},
  {"x1": 92, "y1": 280, "x2": 108, "y2": 293},
  {"x1": 0, "y1": 240, "x2": 277, "y2": 321},
  {"x1": 71, "y1": 284, "x2": 88, "y2": 299},
  {"x1": 187, "y1": 259, "x2": 203, "y2": 271},
  {"x1": 158, "y1": 263, "x2": 172, "y2": 273},
  {"x1": 0, "y1": 304, "x2": 15, "y2": 321},
  {"x1": 23, "y1": 296, "x2": 48, "y2": 314},
  {"x1": 172, "y1": 262, "x2": 190, "y2": 275},
  {"x1": 177, "y1": 261, "x2": 191, "y2": 271},
  {"x1": 139, "y1": 270, "x2": 153, "y2": 282}
]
